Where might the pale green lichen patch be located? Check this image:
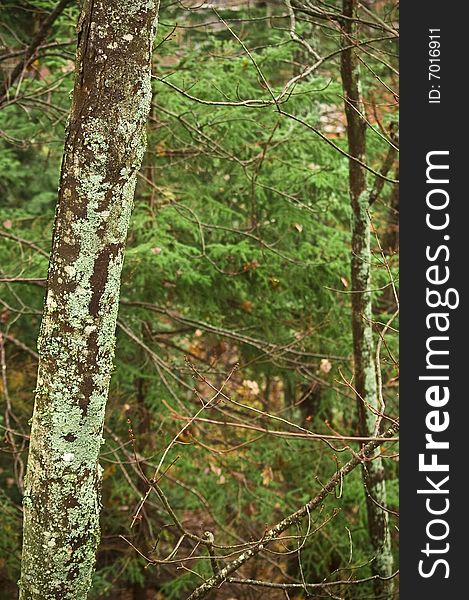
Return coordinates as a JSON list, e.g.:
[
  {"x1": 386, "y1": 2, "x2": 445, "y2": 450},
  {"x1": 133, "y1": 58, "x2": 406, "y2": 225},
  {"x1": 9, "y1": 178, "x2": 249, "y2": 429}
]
[{"x1": 349, "y1": 184, "x2": 394, "y2": 593}]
